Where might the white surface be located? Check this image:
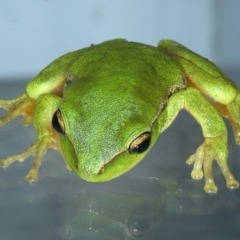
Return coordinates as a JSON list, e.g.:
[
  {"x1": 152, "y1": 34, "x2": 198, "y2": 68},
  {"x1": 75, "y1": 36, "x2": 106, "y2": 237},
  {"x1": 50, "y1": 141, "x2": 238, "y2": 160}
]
[{"x1": 1, "y1": 0, "x2": 240, "y2": 78}]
